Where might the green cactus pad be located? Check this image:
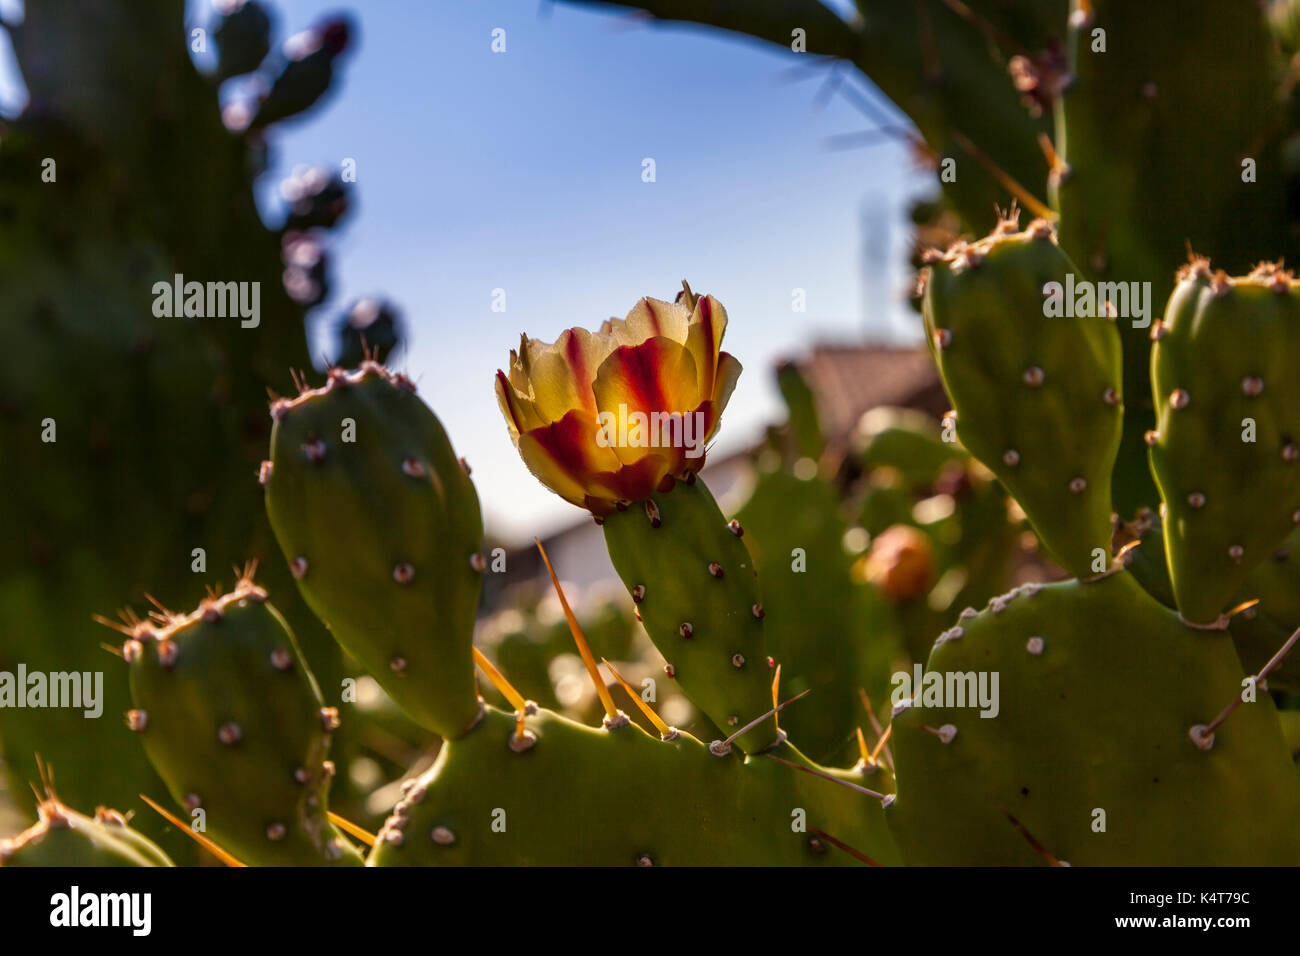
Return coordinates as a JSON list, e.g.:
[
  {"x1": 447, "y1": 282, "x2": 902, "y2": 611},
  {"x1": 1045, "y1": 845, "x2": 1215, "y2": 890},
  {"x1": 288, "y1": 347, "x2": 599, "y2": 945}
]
[
  {"x1": 265, "y1": 361, "x2": 485, "y2": 738},
  {"x1": 1054, "y1": 0, "x2": 1284, "y2": 517},
  {"x1": 601, "y1": 478, "x2": 778, "y2": 754},
  {"x1": 855, "y1": 406, "x2": 963, "y2": 492},
  {"x1": 1118, "y1": 508, "x2": 1300, "y2": 688},
  {"x1": 888, "y1": 572, "x2": 1300, "y2": 865},
  {"x1": 922, "y1": 216, "x2": 1124, "y2": 578},
  {"x1": 125, "y1": 577, "x2": 362, "y2": 866},
  {"x1": 1238, "y1": 527, "x2": 1300, "y2": 634},
  {"x1": 368, "y1": 706, "x2": 898, "y2": 866},
  {"x1": 774, "y1": 361, "x2": 824, "y2": 461},
  {"x1": 1230, "y1": 526, "x2": 1300, "y2": 689},
  {"x1": 1, "y1": 795, "x2": 173, "y2": 867},
  {"x1": 737, "y1": 464, "x2": 900, "y2": 762},
  {"x1": 1149, "y1": 261, "x2": 1300, "y2": 624}
]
